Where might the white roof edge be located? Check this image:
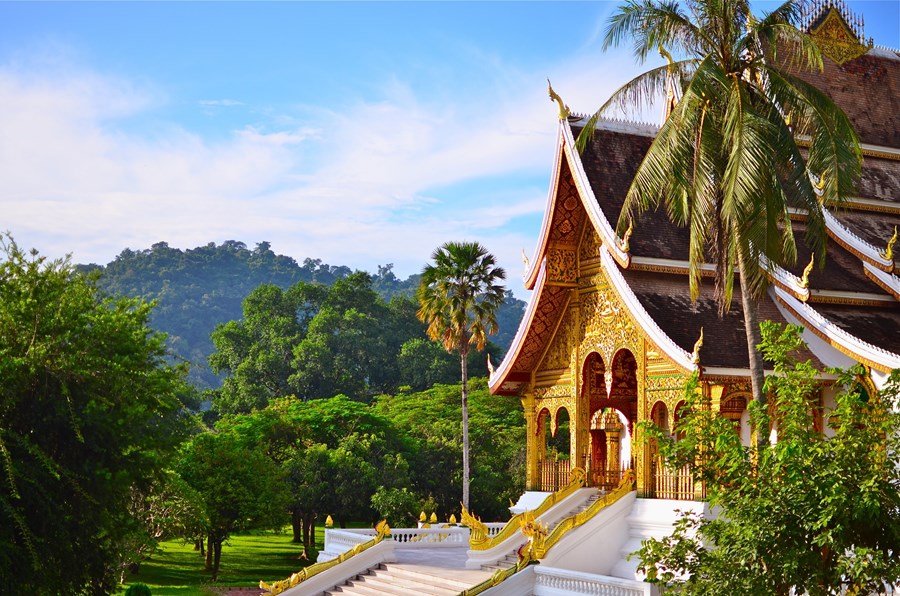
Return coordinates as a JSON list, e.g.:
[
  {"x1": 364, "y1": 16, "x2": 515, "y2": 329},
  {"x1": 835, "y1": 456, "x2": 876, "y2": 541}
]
[
  {"x1": 760, "y1": 255, "x2": 811, "y2": 301},
  {"x1": 630, "y1": 256, "x2": 716, "y2": 272},
  {"x1": 523, "y1": 125, "x2": 565, "y2": 289},
  {"x1": 823, "y1": 209, "x2": 894, "y2": 269},
  {"x1": 600, "y1": 245, "x2": 697, "y2": 372},
  {"x1": 771, "y1": 286, "x2": 900, "y2": 371},
  {"x1": 489, "y1": 260, "x2": 547, "y2": 392},
  {"x1": 560, "y1": 122, "x2": 632, "y2": 266},
  {"x1": 869, "y1": 45, "x2": 900, "y2": 61},
  {"x1": 698, "y1": 366, "x2": 843, "y2": 380},
  {"x1": 863, "y1": 262, "x2": 900, "y2": 299},
  {"x1": 567, "y1": 114, "x2": 660, "y2": 138}
]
